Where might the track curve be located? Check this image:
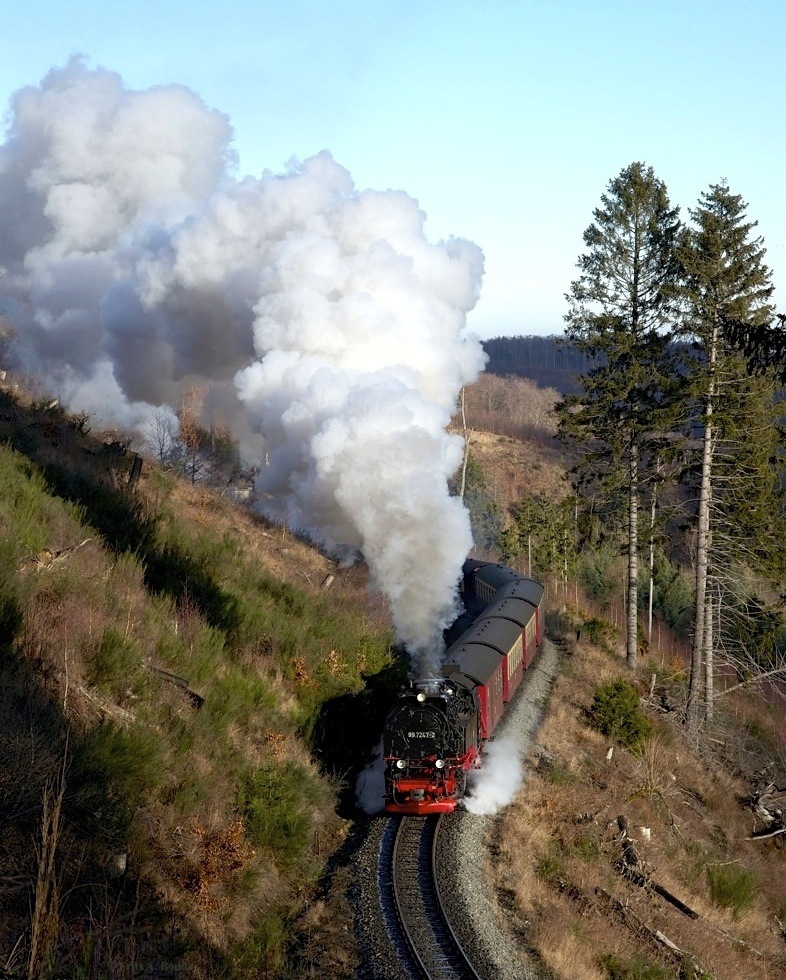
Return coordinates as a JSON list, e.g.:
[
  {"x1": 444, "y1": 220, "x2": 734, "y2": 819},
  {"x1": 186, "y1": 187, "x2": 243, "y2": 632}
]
[{"x1": 380, "y1": 814, "x2": 483, "y2": 980}]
